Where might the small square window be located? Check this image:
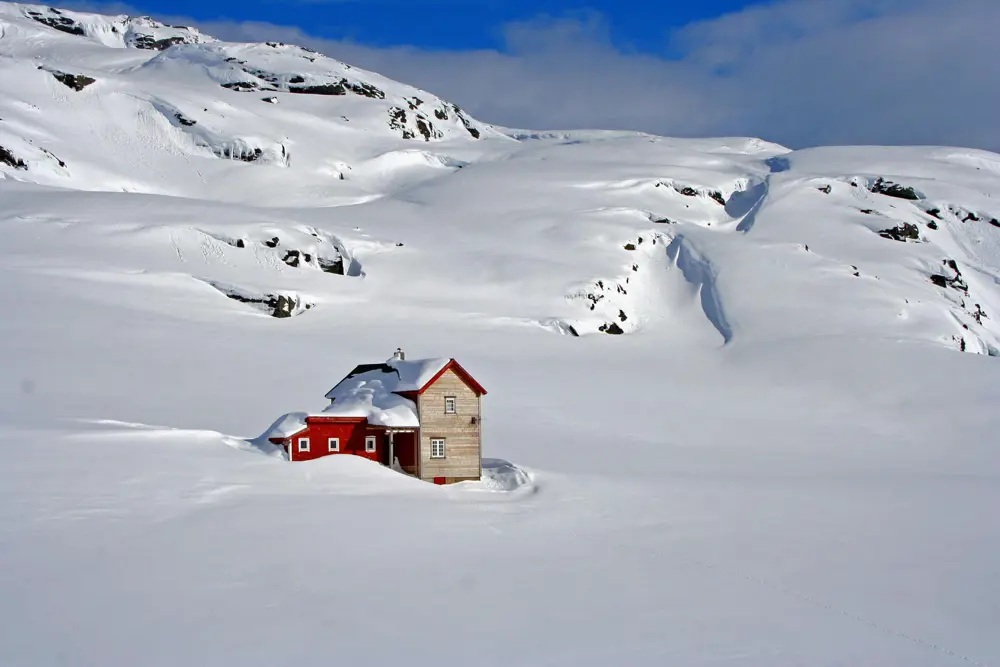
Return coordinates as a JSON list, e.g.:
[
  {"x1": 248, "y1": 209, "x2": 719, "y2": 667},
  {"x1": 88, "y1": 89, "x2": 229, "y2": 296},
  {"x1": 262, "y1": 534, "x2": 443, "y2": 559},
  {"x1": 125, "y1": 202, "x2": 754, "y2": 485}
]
[
  {"x1": 430, "y1": 438, "x2": 446, "y2": 459},
  {"x1": 365, "y1": 436, "x2": 377, "y2": 453},
  {"x1": 297, "y1": 437, "x2": 310, "y2": 452},
  {"x1": 328, "y1": 438, "x2": 340, "y2": 452},
  {"x1": 444, "y1": 397, "x2": 456, "y2": 414}
]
